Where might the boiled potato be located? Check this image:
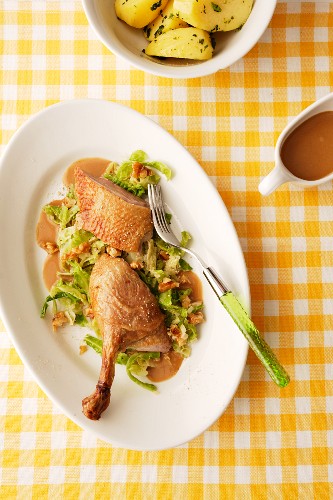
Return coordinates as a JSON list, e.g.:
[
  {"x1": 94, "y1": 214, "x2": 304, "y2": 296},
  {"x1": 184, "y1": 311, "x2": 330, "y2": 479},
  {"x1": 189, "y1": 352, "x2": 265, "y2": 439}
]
[
  {"x1": 145, "y1": 27, "x2": 213, "y2": 60},
  {"x1": 143, "y1": 0, "x2": 189, "y2": 41},
  {"x1": 173, "y1": 0, "x2": 253, "y2": 32},
  {"x1": 115, "y1": 0, "x2": 169, "y2": 29}
]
